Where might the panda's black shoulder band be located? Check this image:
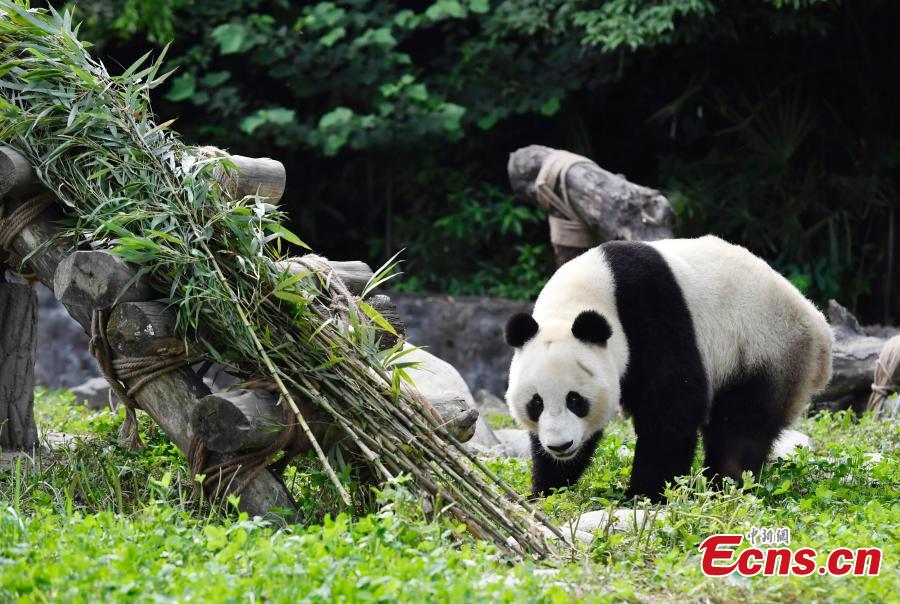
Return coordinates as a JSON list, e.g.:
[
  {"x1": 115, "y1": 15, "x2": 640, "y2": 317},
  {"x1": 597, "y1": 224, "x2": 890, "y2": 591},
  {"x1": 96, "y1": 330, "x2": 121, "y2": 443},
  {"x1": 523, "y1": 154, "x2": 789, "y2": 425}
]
[
  {"x1": 572, "y1": 310, "x2": 611, "y2": 346},
  {"x1": 505, "y1": 313, "x2": 538, "y2": 348}
]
